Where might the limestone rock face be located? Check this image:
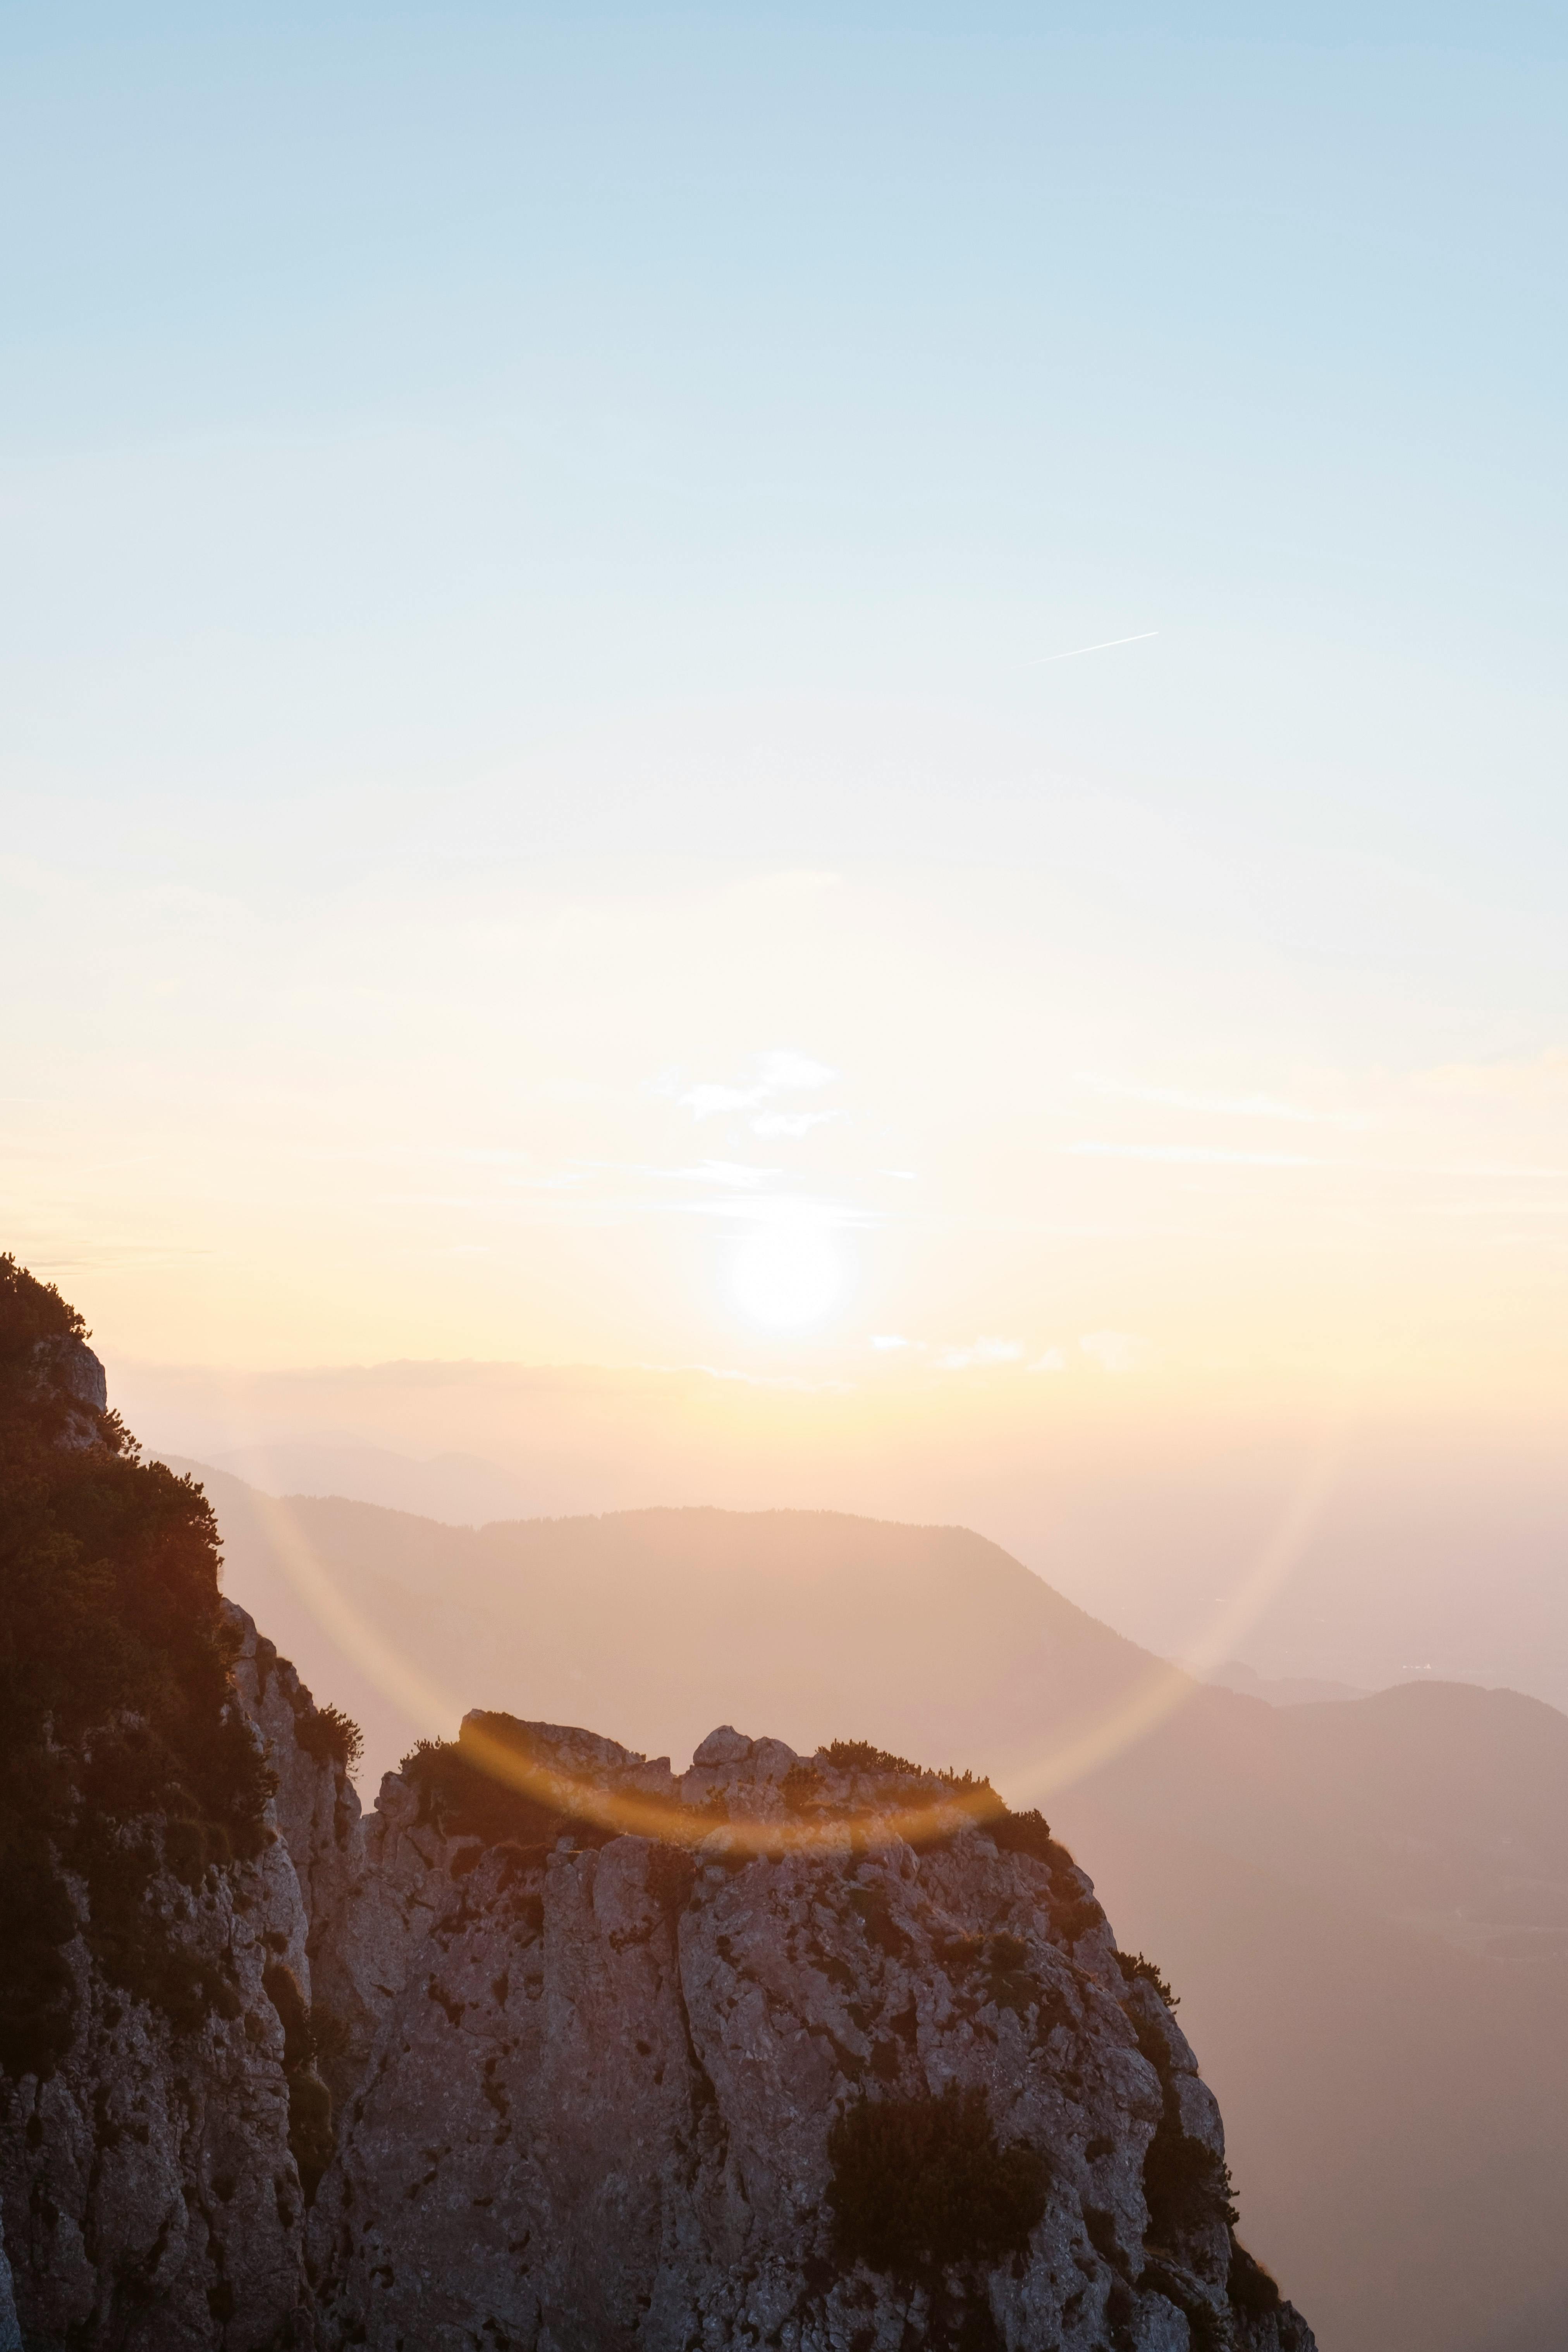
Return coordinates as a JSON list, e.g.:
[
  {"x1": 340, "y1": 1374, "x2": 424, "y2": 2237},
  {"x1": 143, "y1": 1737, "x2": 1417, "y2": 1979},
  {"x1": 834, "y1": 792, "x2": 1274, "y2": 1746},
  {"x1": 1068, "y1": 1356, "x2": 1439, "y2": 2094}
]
[
  {"x1": 0, "y1": 1617, "x2": 1315, "y2": 2352},
  {"x1": 227, "y1": 1610, "x2": 362, "y2": 1947},
  {"x1": 302, "y1": 1724, "x2": 1315, "y2": 2352},
  {"x1": 224, "y1": 1608, "x2": 370, "y2": 2099},
  {"x1": 0, "y1": 1571, "x2": 355, "y2": 2347},
  {"x1": 0, "y1": 1698, "x2": 336, "y2": 2348},
  {"x1": 26, "y1": 1332, "x2": 107, "y2": 1450}
]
